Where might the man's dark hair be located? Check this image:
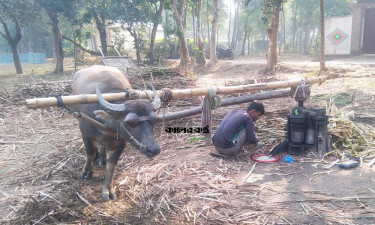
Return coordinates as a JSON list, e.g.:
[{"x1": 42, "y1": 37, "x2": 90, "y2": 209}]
[{"x1": 247, "y1": 102, "x2": 265, "y2": 115}]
